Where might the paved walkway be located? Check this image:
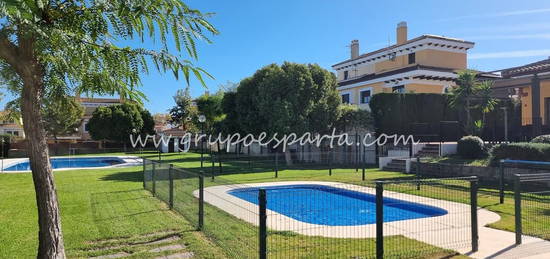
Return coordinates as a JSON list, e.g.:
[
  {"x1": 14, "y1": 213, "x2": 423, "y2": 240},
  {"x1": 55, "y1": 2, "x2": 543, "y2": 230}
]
[{"x1": 465, "y1": 224, "x2": 550, "y2": 259}]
